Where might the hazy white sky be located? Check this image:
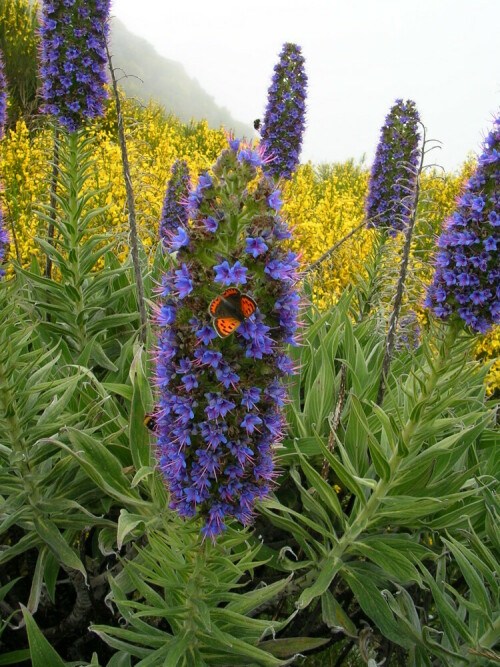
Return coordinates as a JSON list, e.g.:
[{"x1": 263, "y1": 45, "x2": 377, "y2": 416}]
[{"x1": 113, "y1": 0, "x2": 500, "y2": 172}]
